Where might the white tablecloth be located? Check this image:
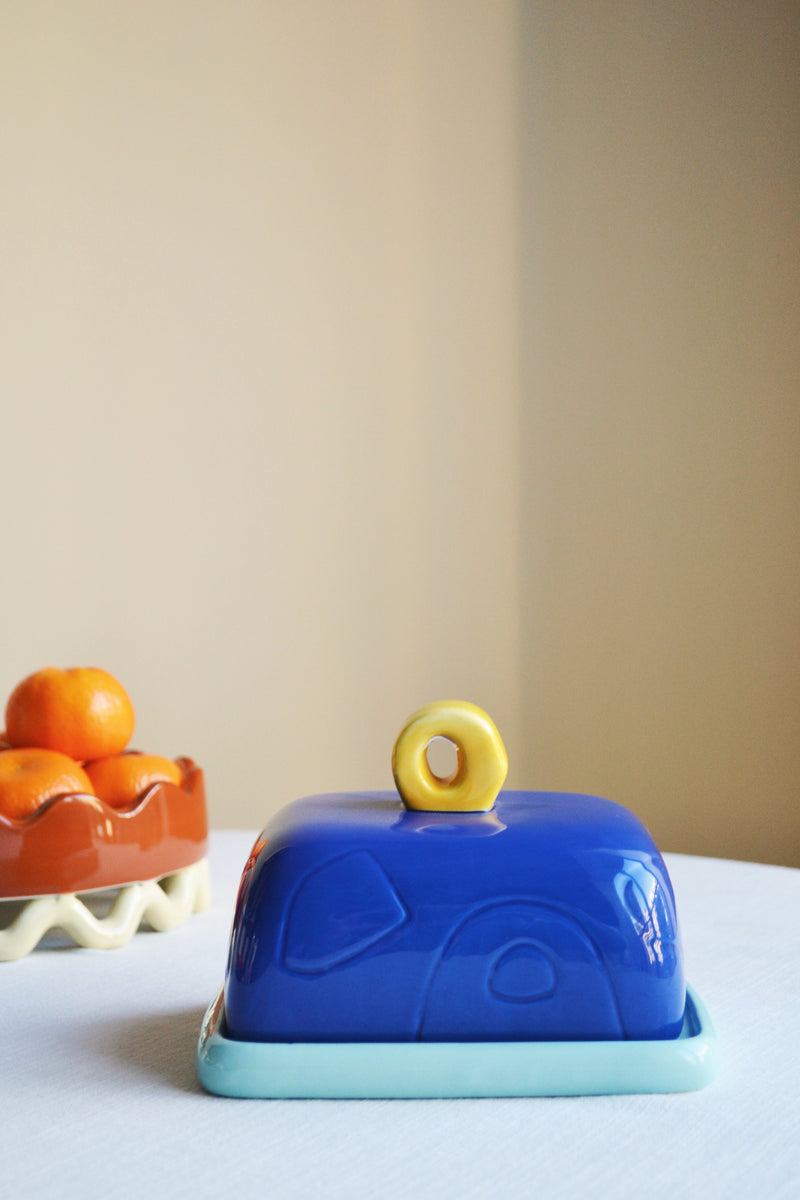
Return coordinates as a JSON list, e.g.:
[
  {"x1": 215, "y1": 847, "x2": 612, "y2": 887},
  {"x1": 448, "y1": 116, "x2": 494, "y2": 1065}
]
[{"x1": 2, "y1": 832, "x2": 798, "y2": 1200}]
